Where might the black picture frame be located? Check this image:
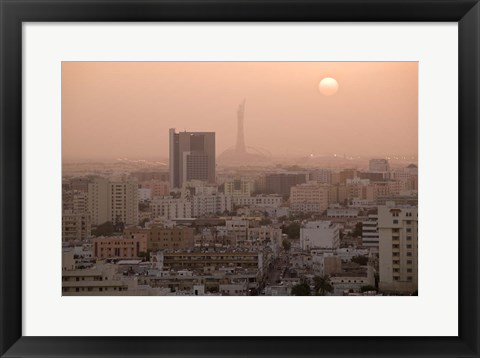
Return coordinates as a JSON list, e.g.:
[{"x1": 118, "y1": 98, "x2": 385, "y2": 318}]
[{"x1": 1, "y1": 0, "x2": 479, "y2": 357}]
